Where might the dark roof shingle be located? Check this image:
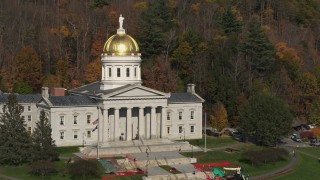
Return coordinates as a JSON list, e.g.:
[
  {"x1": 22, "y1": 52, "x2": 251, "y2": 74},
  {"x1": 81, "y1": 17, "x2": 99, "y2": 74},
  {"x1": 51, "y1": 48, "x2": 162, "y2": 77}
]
[
  {"x1": 168, "y1": 93, "x2": 203, "y2": 103},
  {"x1": 48, "y1": 96, "x2": 97, "y2": 106},
  {"x1": 0, "y1": 94, "x2": 42, "y2": 104}
]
